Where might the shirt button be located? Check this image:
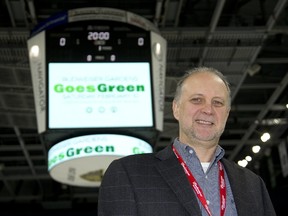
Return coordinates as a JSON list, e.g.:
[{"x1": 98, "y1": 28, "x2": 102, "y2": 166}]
[
  {"x1": 189, "y1": 150, "x2": 193, "y2": 154},
  {"x1": 207, "y1": 200, "x2": 210, "y2": 205}
]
